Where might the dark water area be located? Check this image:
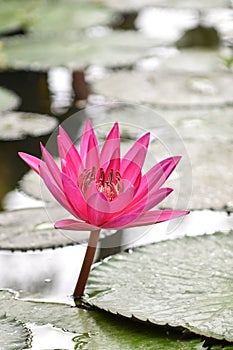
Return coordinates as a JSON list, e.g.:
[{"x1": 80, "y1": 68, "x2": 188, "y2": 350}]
[{"x1": 0, "y1": 68, "x2": 90, "y2": 209}]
